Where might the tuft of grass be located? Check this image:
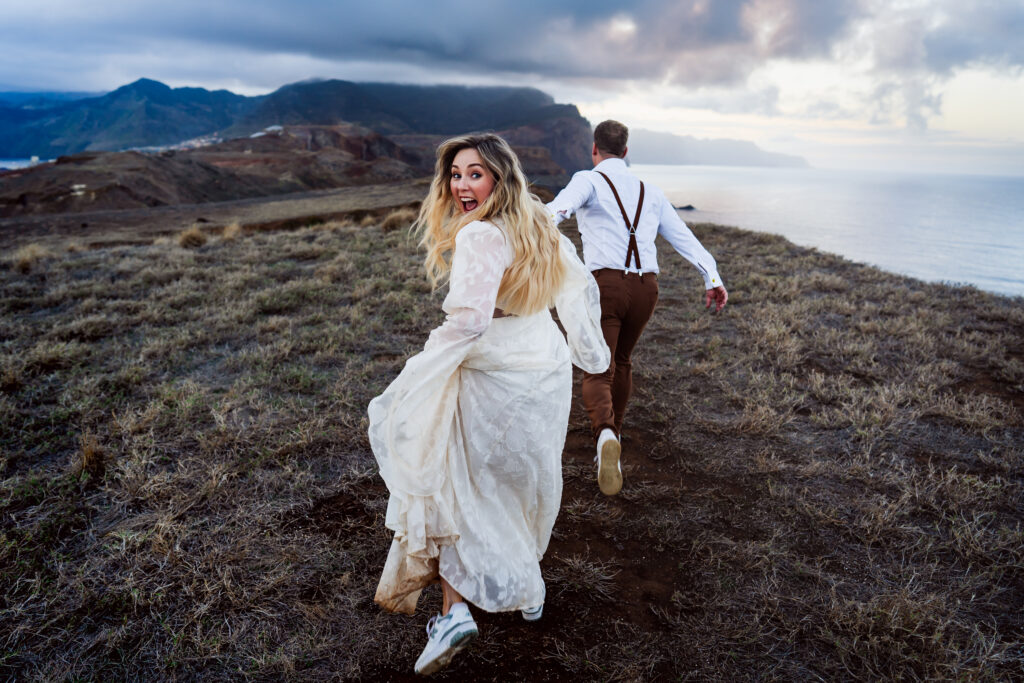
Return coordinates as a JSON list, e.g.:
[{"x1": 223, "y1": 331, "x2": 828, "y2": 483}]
[
  {"x1": 380, "y1": 207, "x2": 418, "y2": 233},
  {"x1": 11, "y1": 243, "x2": 52, "y2": 273},
  {"x1": 71, "y1": 432, "x2": 106, "y2": 479},
  {"x1": 546, "y1": 553, "x2": 620, "y2": 602},
  {"x1": 221, "y1": 222, "x2": 243, "y2": 241},
  {"x1": 177, "y1": 225, "x2": 207, "y2": 248}
]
